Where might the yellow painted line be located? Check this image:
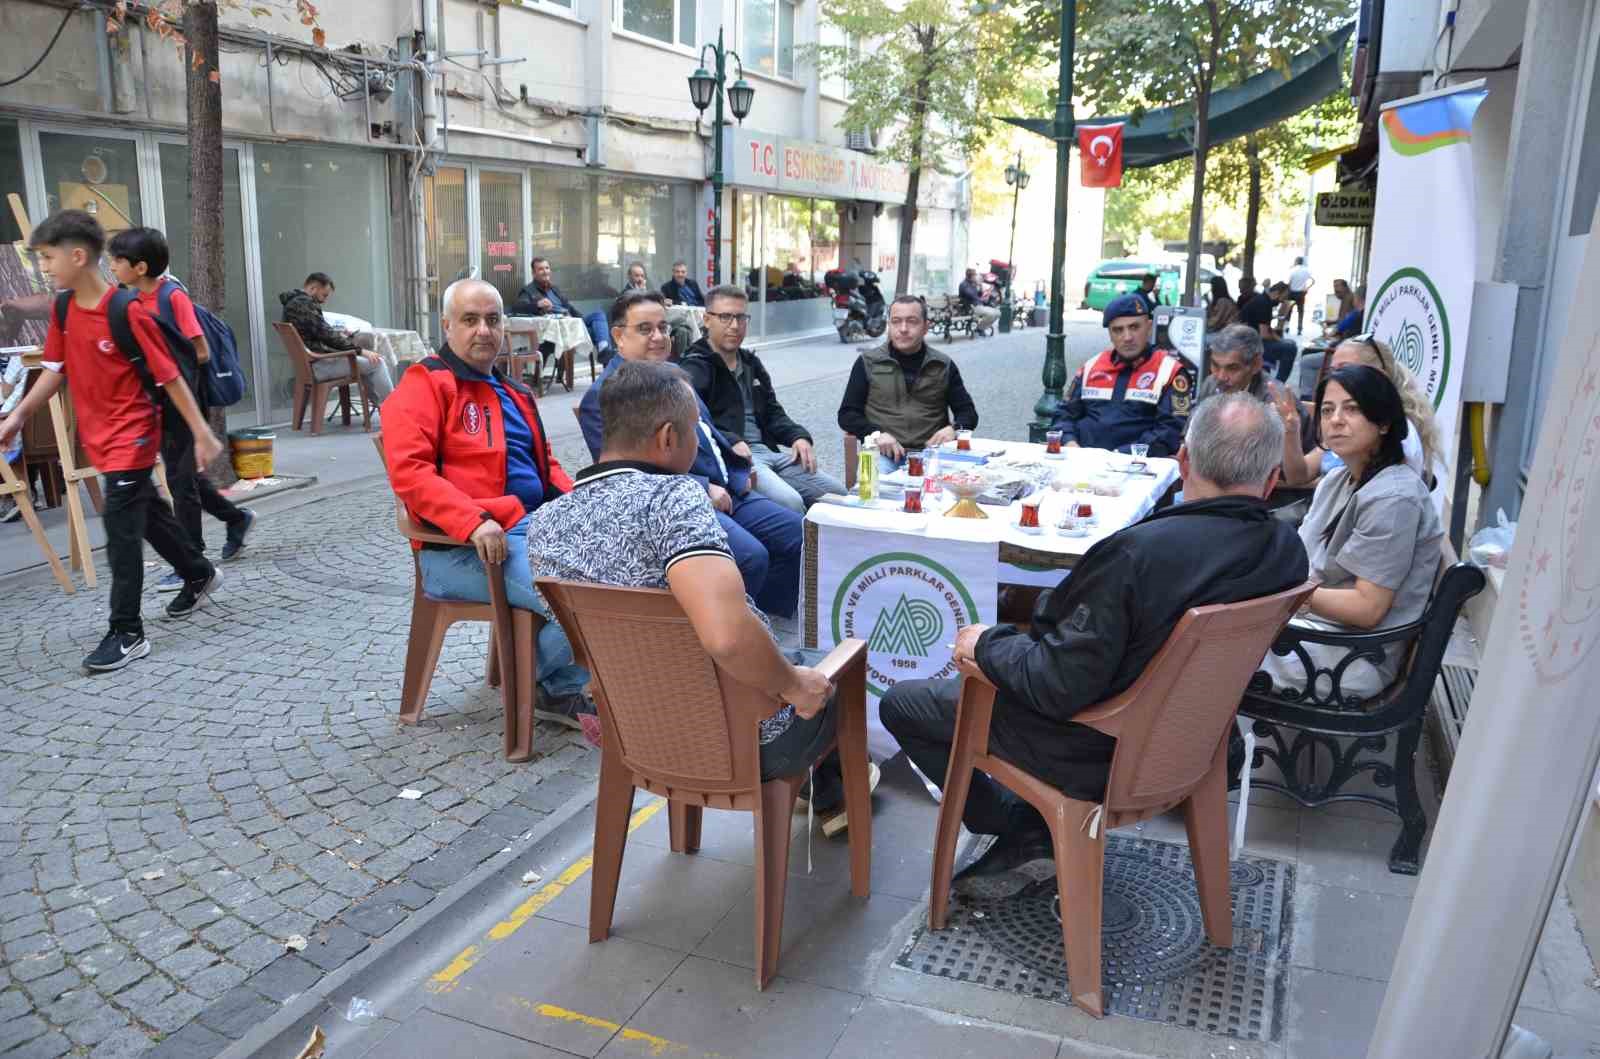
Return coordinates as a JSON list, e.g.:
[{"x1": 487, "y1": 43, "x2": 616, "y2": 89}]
[
  {"x1": 493, "y1": 997, "x2": 725, "y2": 1057},
  {"x1": 427, "y1": 797, "x2": 666, "y2": 993}
]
